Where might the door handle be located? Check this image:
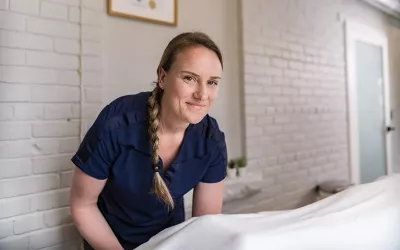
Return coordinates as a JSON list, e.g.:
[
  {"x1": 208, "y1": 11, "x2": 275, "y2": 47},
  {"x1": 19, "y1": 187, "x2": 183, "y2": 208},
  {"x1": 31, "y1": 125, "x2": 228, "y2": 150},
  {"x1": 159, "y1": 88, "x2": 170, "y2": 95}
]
[{"x1": 387, "y1": 126, "x2": 396, "y2": 132}]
